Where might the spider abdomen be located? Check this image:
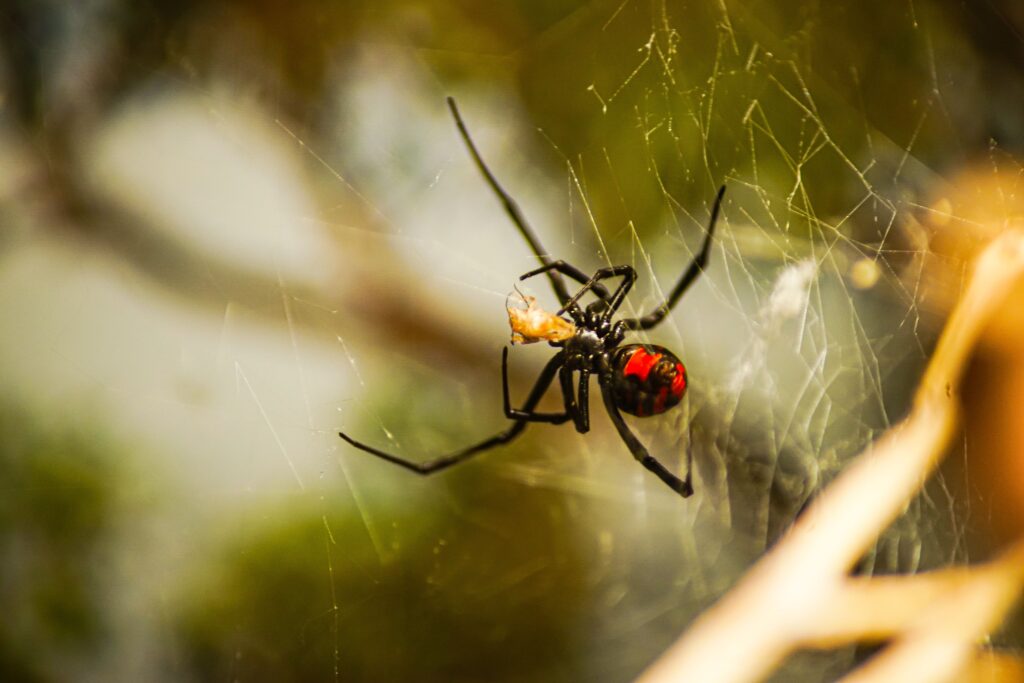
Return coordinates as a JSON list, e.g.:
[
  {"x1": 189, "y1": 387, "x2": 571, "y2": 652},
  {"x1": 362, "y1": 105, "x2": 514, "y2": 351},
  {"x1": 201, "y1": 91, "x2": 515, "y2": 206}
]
[{"x1": 610, "y1": 344, "x2": 687, "y2": 417}]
